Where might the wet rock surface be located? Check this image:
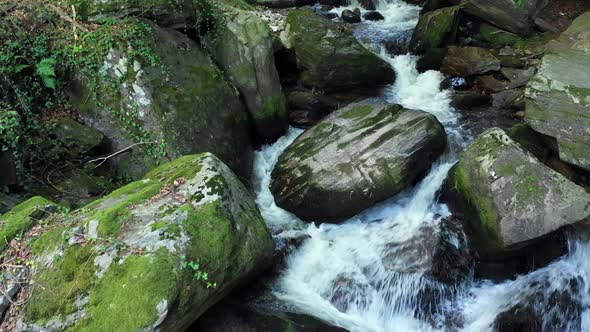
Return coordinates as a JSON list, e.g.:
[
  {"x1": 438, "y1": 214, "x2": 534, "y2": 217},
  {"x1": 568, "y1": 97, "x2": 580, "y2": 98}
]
[{"x1": 271, "y1": 100, "x2": 447, "y2": 222}]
